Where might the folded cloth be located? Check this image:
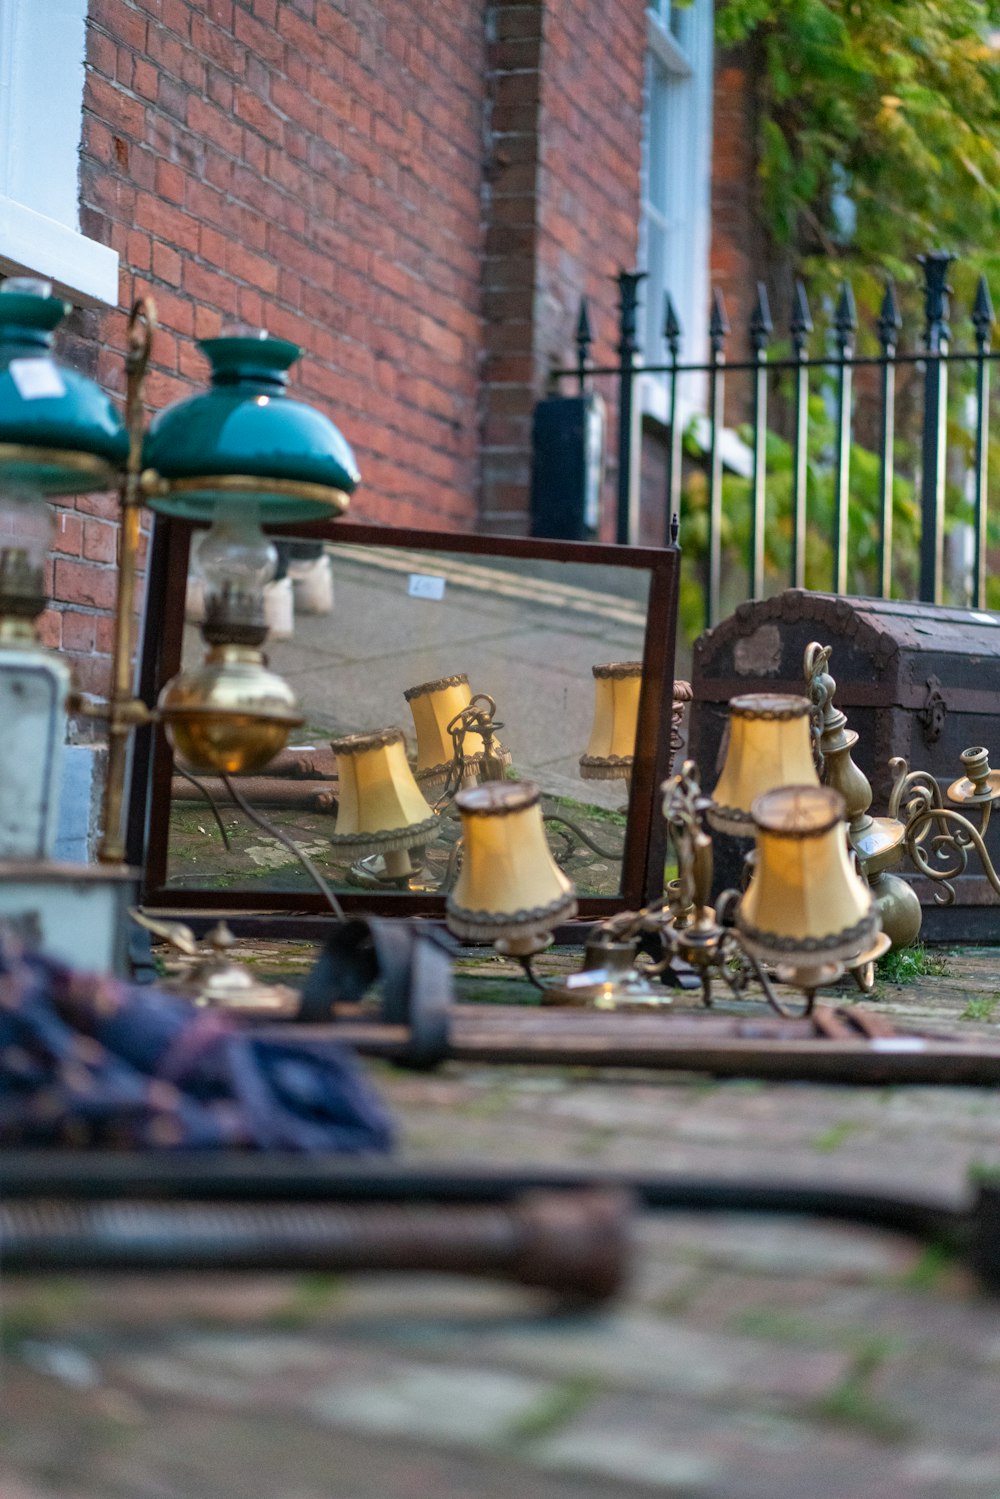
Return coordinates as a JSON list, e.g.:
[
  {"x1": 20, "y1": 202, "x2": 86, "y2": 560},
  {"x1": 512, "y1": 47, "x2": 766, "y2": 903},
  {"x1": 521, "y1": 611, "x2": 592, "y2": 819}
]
[{"x1": 0, "y1": 936, "x2": 394, "y2": 1153}]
